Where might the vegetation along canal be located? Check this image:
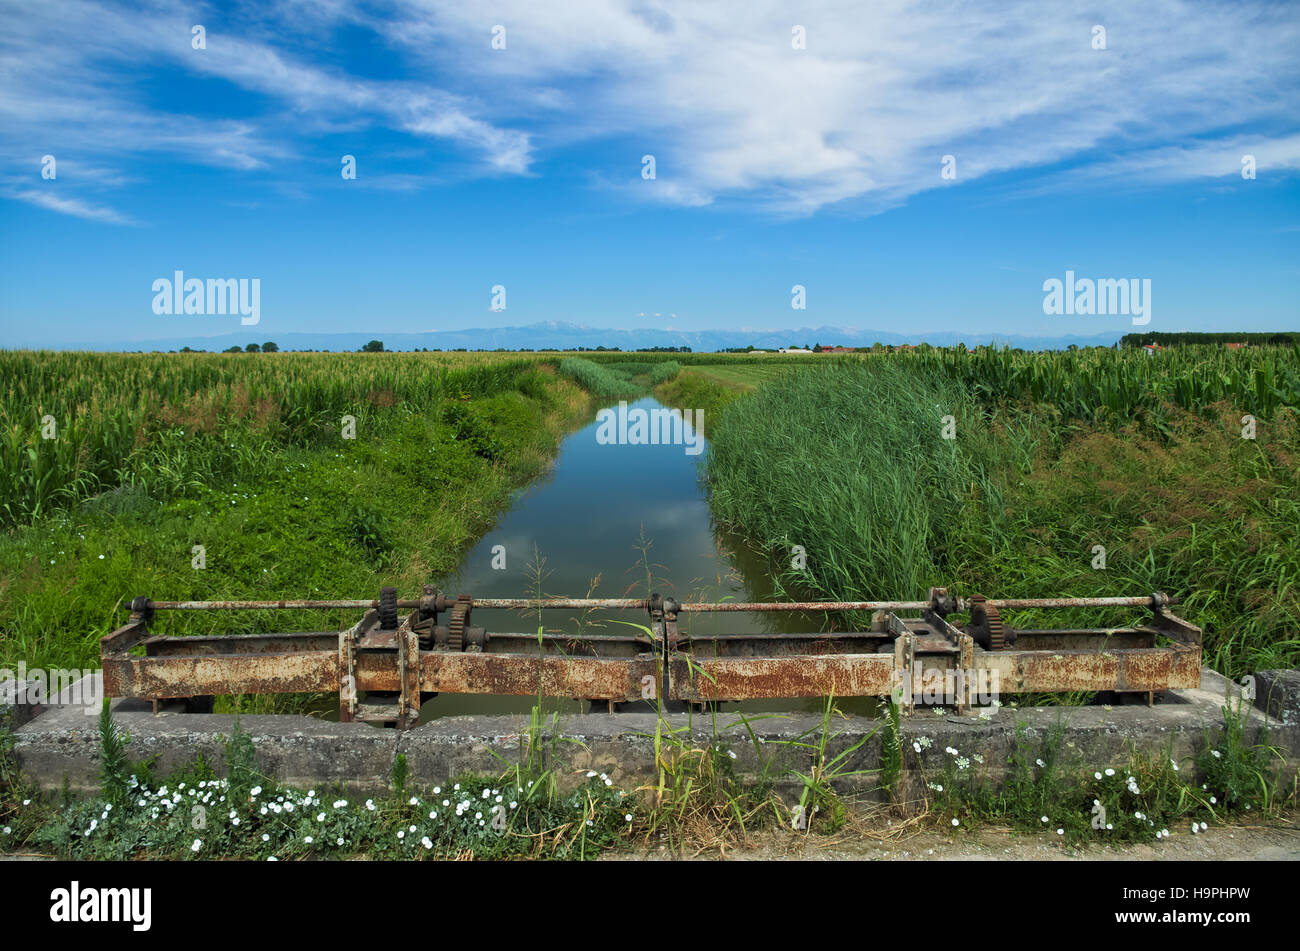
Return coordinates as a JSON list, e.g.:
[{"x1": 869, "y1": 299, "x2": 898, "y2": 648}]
[{"x1": 415, "y1": 395, "x2": 864, "y2": 722}]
